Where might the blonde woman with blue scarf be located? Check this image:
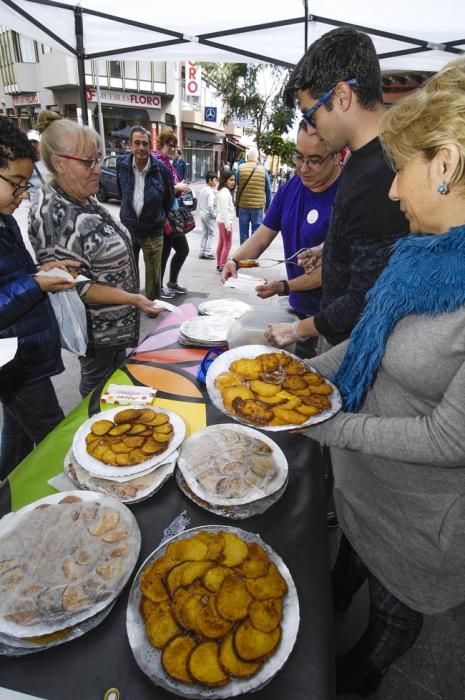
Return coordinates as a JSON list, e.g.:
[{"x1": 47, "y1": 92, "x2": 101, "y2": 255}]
[{"x1": 304, "y1": 59, "x2": 465, "y2": 696}]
